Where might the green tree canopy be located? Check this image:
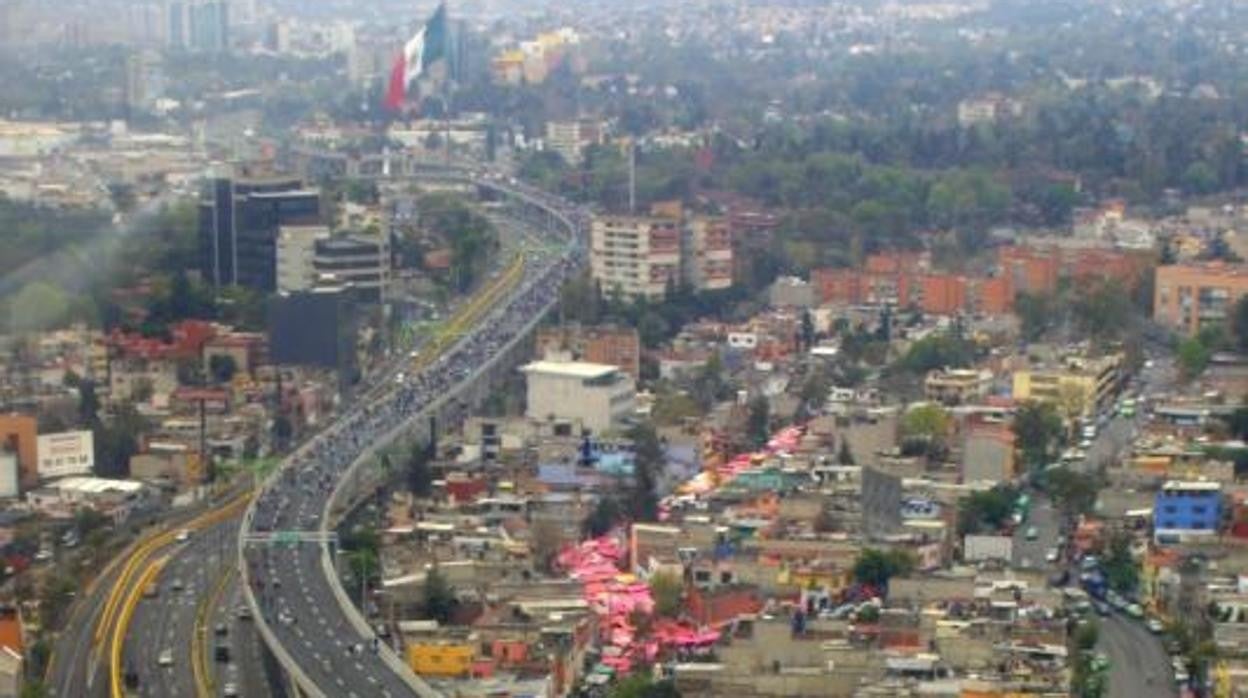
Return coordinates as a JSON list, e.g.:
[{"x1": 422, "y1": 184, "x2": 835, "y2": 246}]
[
  {"x1": 852, "y1": 548, "x2": 916, "y2": 588},
  {"x1": 1013, "y1": 400, "x2": 1064, "y2": 471}
]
